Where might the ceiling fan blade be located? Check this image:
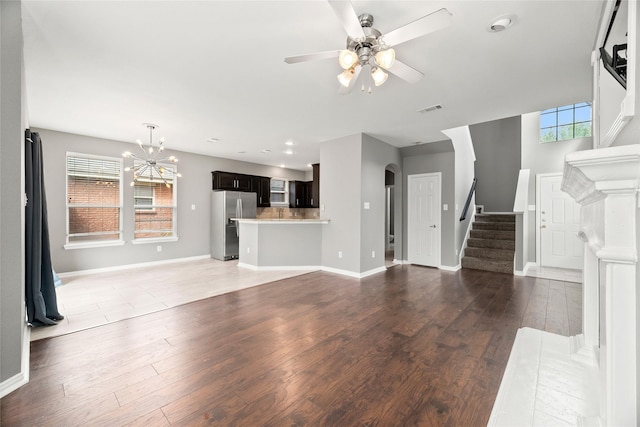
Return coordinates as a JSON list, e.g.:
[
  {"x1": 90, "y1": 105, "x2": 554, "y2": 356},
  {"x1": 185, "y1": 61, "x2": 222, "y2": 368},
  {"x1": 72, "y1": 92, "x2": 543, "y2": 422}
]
[
  {"x1": 328, "y1": 0, "x2": 366, "y2": 40},
  {"x1": 338, "y1": 65, "x2": 362, "y2": 95},
  {"x1": 382, "y1": 8, "x2": 452, "y2": 47},
  {"x1": 386, "y1": 60, "x2": 423, "y2": 84},
  {"x1": 285, "y1": 50, "x2": 340, "y2": 64}
]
